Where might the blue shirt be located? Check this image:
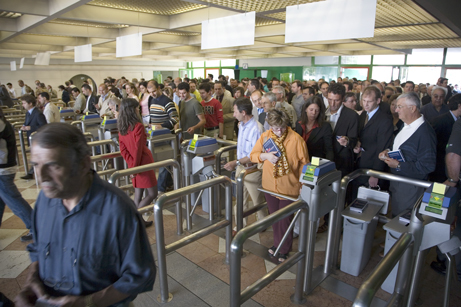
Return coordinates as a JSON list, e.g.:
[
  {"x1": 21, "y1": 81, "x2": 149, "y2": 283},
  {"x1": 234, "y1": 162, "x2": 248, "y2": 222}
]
[
  {"x1": 237, "y1": 117, "x2": 264, "y2": 160},
  {"x1": 28, "y1": 171, "x2": 155, "y2": 303},
  {"x1": 367, "y1": 105, "x2": 379, "y2": 121}
]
